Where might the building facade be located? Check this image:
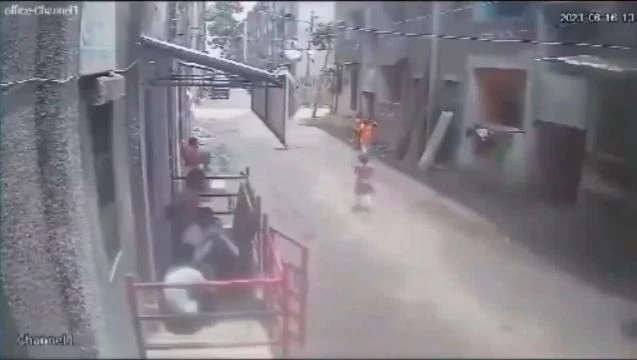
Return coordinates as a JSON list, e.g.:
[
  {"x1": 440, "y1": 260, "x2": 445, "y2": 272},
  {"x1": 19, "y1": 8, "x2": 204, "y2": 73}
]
[
  {"x1": 532, "y1": 1, "x2": 637, "y2": 207},
  {"x1": 245, "y1": 1, "x2": 299, "y2": 71},
  {"x1": 0, "y1": 1, "x2": 204, "y2": 357},
  {"x1": 332, "y1": 1, "x2": 433, "y2": 157},
  {"x1": 332, "y1": 0, "x2": 637, "y2": 209}
]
